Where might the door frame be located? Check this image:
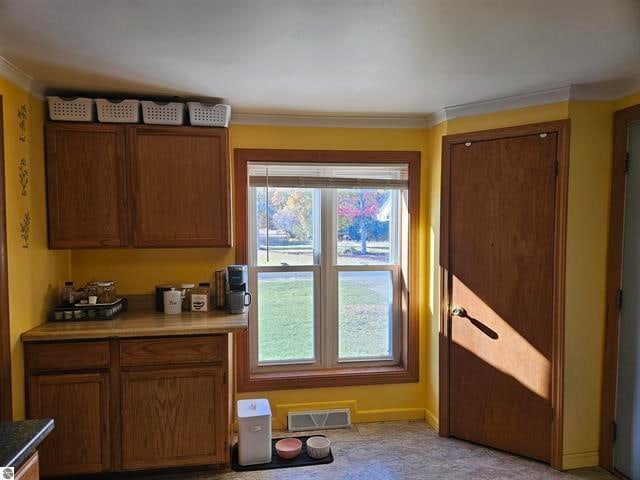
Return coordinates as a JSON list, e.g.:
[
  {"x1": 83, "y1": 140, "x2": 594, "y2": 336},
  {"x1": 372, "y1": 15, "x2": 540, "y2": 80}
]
[
  {"x1": 599, "y1": 103, "x2": 640, "y2": 473},
  {"x1": 439, "y1": 120, "x2": 570, "y2": 470},
  {"x1": 0, "y1": 95, "x2": 12, "y2": 421}
]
